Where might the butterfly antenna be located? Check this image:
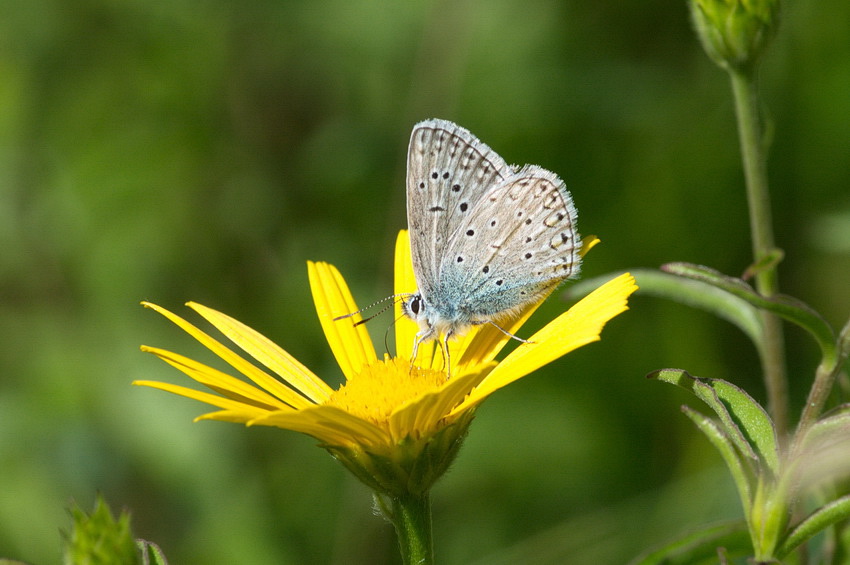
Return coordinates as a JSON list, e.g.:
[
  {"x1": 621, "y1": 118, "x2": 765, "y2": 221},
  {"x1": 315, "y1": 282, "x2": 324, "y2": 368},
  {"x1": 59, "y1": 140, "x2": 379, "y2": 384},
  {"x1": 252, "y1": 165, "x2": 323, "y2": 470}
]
[{"x1": 333, "y1": 293, "x2": 411, "y2": 324}]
